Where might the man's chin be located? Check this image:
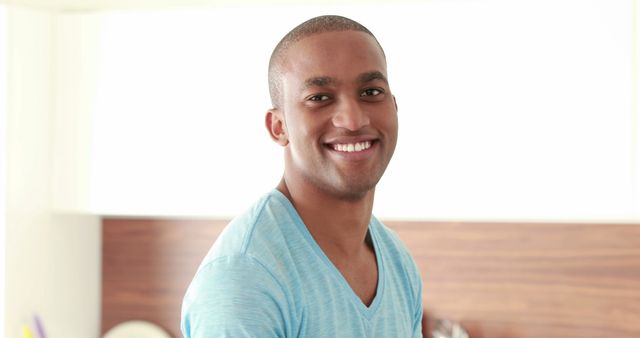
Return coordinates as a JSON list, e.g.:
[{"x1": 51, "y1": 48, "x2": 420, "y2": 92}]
[
  {"x1": 327, "y1": 179, "x2": 378, "y2": 202},
  {"x1": 301, "y1": 171, "x2": 380, "y2": 201}
]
